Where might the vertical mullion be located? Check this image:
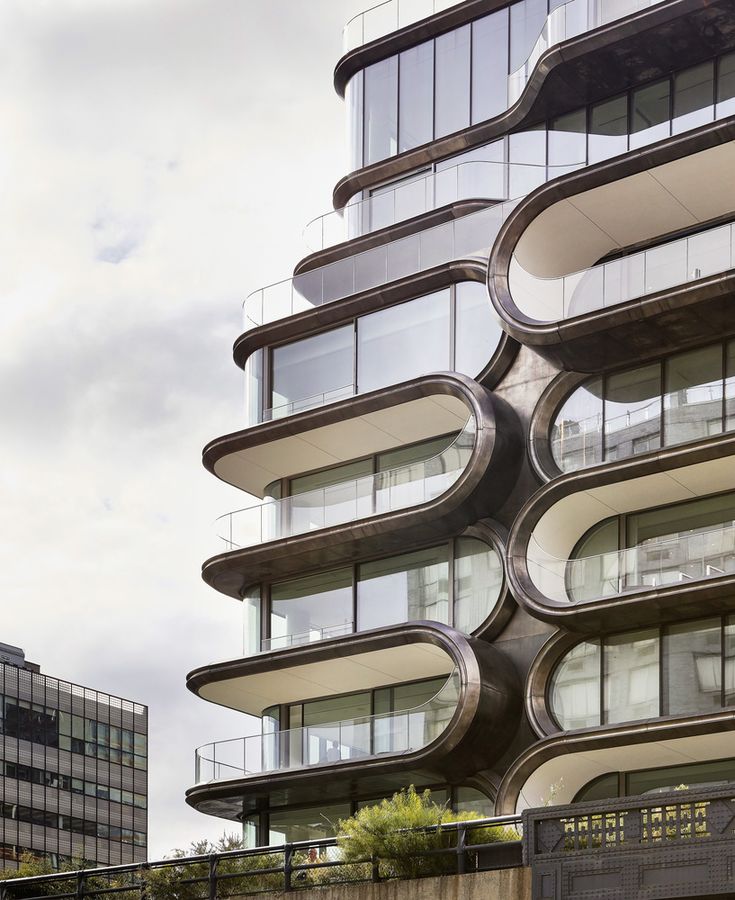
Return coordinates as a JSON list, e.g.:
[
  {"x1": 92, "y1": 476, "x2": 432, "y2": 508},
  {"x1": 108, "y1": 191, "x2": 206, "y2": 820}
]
[
  {"x1": 600, "y1": 637, "x2": 605, "y2": 726},
  {"x1": 722, "y1": 340, "x2": 727, "y2": 434},
  {"x1": 721, "y1": 616, "x2": 726, "y2": 710},
  {"x1": 353, "y1": 564, "x2": 358, "y2": 635},
  {"x1": 659, "y1": 625, "x2": 665, "y2": 717},
  {"x1": 449, "y1": 284, "x2": 457, "y2": 372},
  {"x1": 353, "y1": 318, "x2": 359, "y2": 395},
  {"x1": 448, "y1": 538, "x2": 456, "y2": 628},
  {"x1": 660, "y1": 358, "x2": 666, "y2": 449}
]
